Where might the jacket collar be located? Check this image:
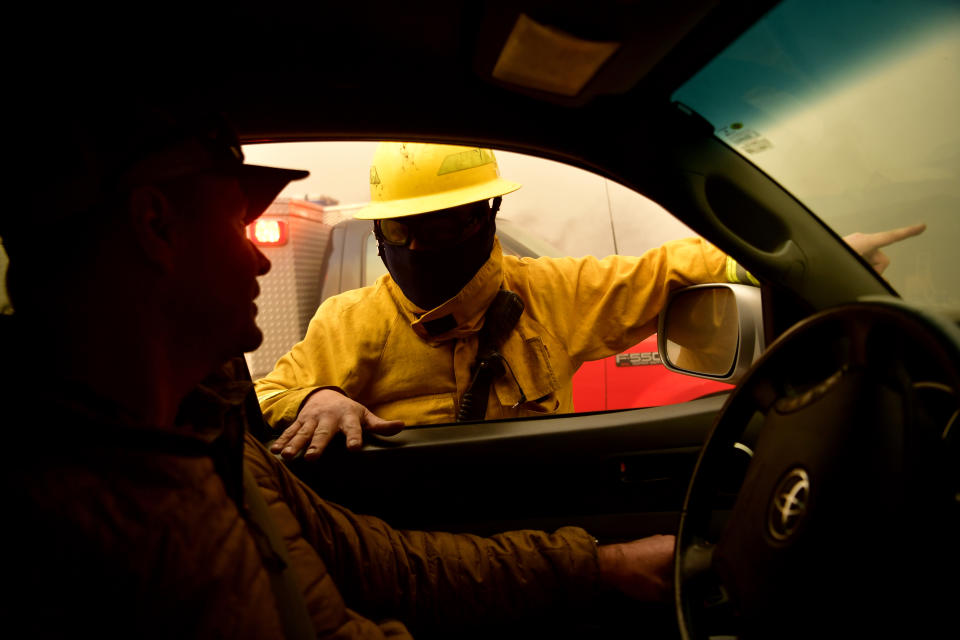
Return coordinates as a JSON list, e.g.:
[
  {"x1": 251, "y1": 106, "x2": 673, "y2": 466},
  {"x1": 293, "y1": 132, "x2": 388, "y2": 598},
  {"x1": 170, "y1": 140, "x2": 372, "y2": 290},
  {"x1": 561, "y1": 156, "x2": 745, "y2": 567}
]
[{"x1": 386, "y1": 238, "x2": 505, "y2": 343}]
